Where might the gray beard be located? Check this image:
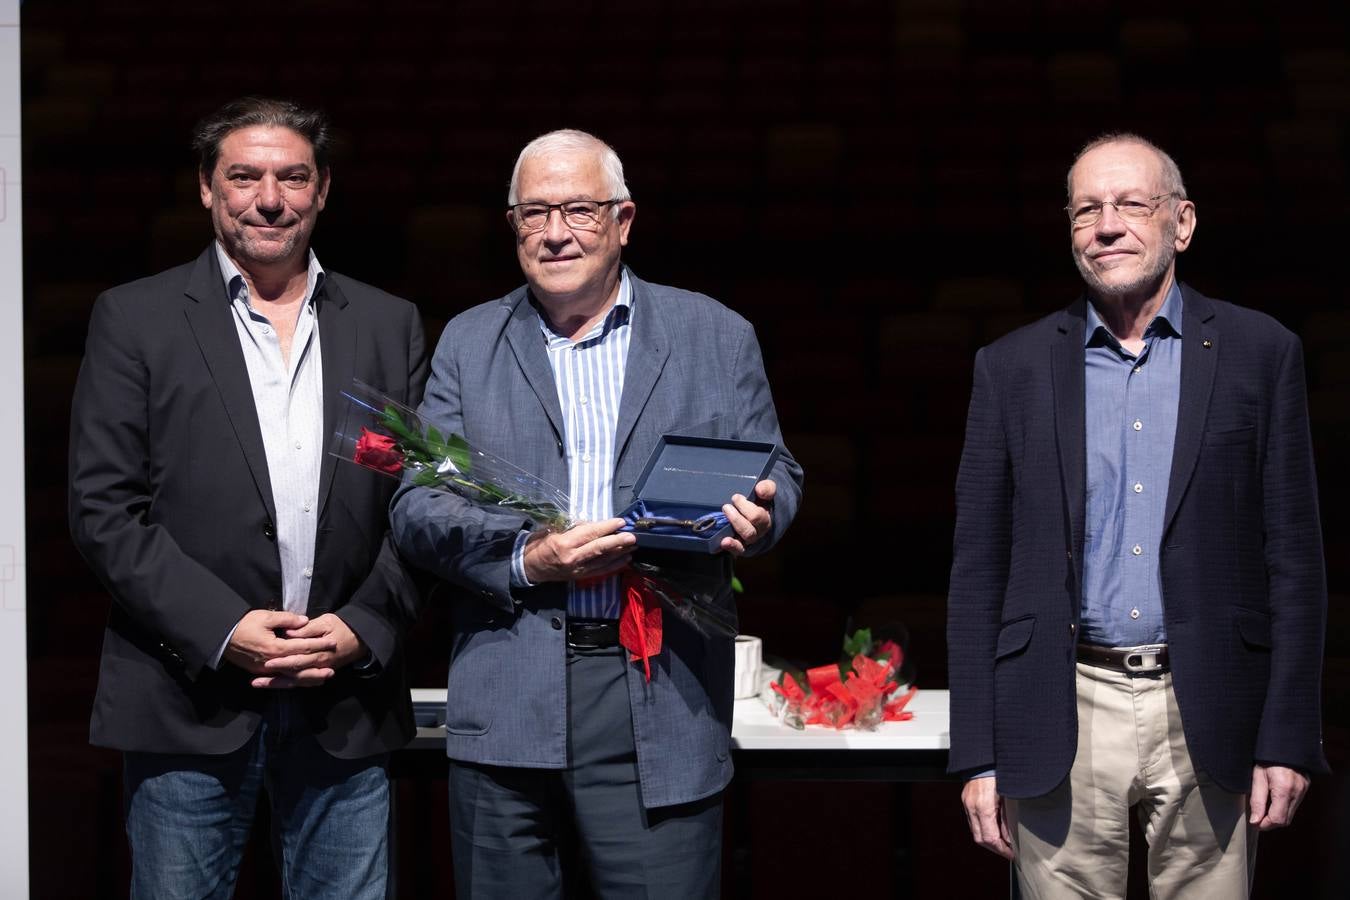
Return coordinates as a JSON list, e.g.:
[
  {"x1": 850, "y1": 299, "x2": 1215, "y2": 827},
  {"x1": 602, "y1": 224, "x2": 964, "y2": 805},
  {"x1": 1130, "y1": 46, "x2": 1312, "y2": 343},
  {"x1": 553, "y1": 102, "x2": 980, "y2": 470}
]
[{"x1": 1073, "y1": 220, "x2": 1177, "y2": 299}]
